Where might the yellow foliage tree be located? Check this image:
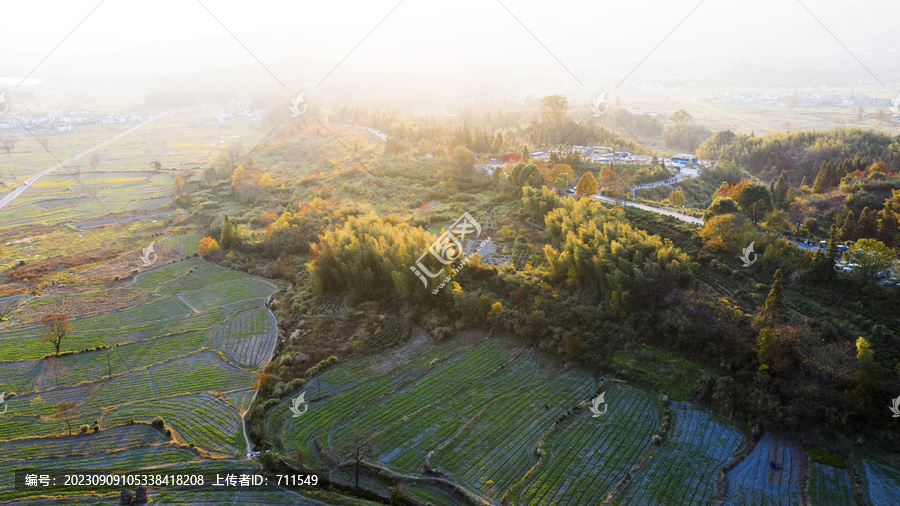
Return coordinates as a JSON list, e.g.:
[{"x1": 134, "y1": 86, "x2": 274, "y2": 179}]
[
  {"x1": 198, "y1": 236, "x2": 220, "y2": 259},
  {"x1": 575, "y1": 171, "x2": 599, "y2": 197}
]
